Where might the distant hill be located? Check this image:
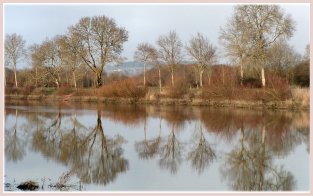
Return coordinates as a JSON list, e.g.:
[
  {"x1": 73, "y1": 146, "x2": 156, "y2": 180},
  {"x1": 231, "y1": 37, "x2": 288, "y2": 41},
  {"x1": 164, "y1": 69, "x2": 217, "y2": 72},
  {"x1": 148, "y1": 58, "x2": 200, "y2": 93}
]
[
  {"x1": 105, "y1": 61, "x2": 154, "y2": 76},
  {"x1": 104, "y1": 61, "x2": 197, "y2": 76}
]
